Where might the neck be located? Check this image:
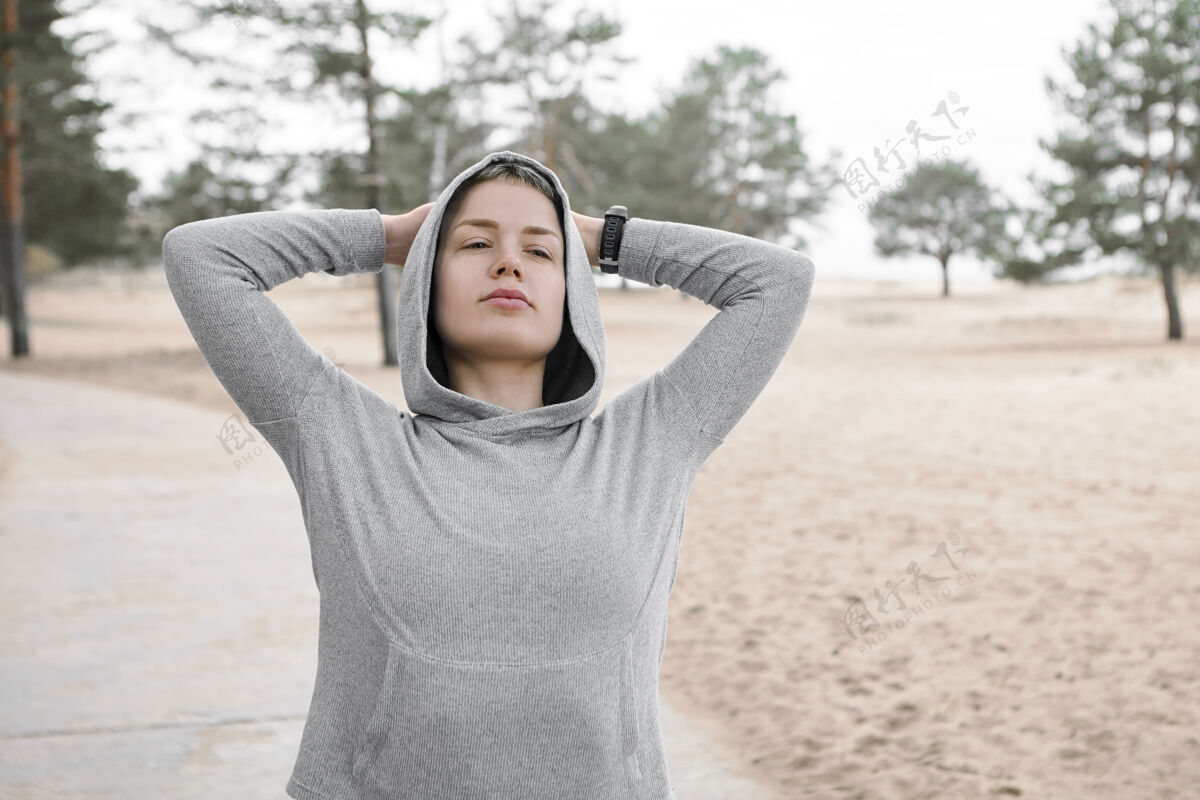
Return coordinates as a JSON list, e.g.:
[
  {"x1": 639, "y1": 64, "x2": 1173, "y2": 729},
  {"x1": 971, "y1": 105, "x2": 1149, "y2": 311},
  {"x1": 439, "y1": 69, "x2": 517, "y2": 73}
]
[{"x1": 444, "y1": 354, "x2": 546, "y2": 412}]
